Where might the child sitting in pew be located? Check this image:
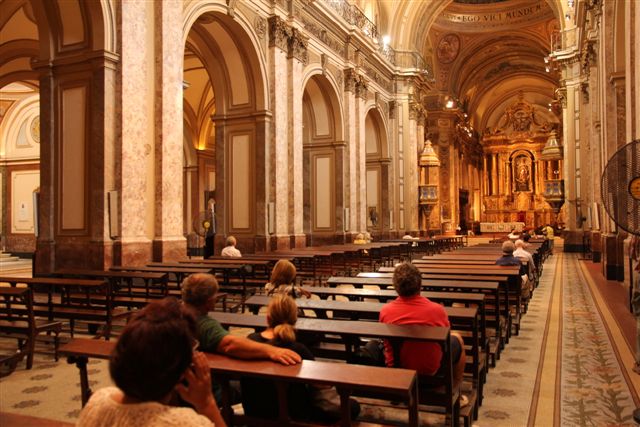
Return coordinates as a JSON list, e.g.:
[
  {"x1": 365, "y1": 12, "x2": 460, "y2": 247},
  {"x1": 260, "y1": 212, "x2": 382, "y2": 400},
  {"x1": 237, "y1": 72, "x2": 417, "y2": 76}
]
[
  {"x1": 241, "y1": 295, "x2": 360, "y2": 423},
  {"x1": 264, "y1": 259, "x2": 311, "y2": 298}
]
